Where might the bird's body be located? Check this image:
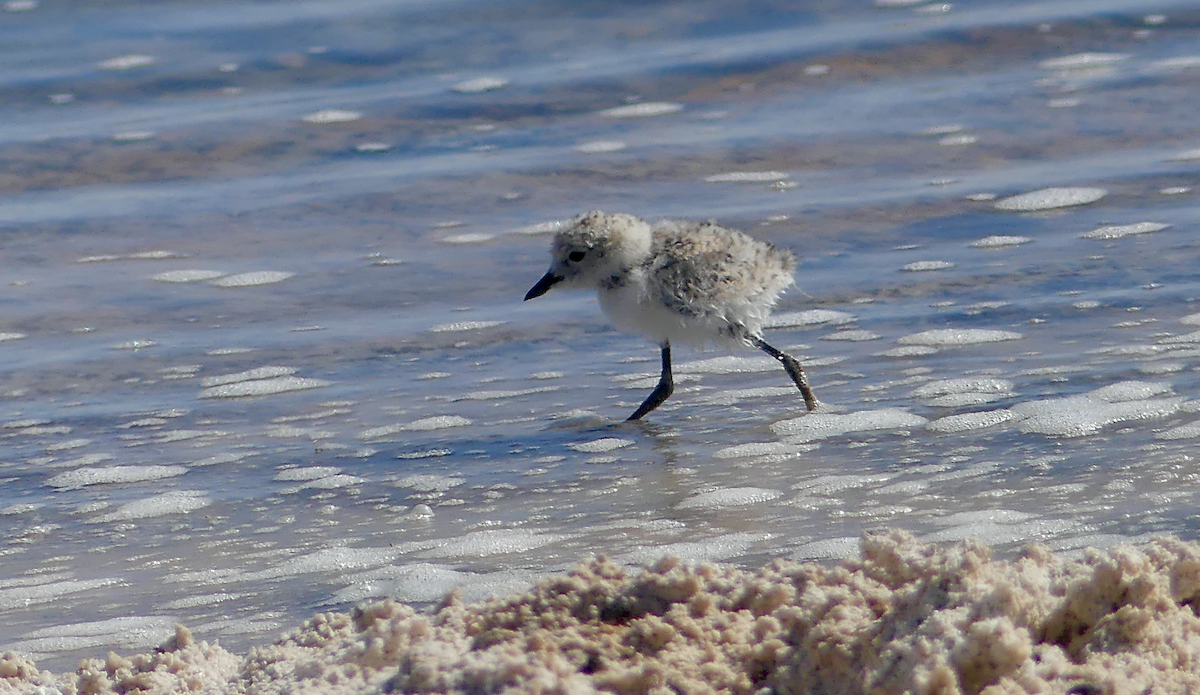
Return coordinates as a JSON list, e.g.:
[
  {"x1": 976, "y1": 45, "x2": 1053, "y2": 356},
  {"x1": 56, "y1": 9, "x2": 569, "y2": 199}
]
[
  {"x1": 525, "y1": 211, "x2": 817, "y2": 420},
  {"x1": 599, "y1": 217, "x2": 797, "y2": 349}
]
